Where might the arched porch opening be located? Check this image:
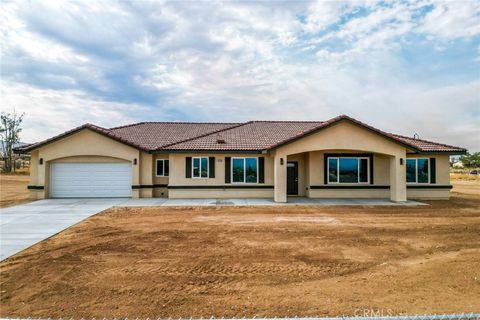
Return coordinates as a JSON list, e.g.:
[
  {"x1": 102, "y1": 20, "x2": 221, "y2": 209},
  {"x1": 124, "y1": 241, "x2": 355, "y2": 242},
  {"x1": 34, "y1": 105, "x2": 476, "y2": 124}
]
[{"x1": 274, "y1": 149, "x2": 406, "y2": 203}]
